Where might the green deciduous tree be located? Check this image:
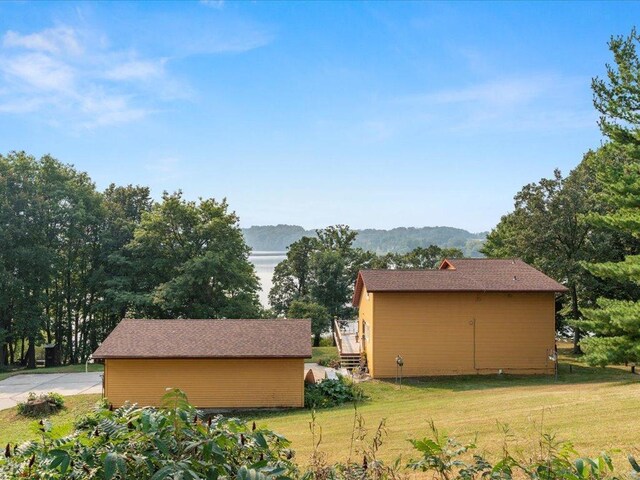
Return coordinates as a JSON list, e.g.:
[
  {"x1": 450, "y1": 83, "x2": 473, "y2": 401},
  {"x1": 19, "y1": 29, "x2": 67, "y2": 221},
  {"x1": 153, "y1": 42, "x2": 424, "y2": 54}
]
[
  {"x1": 125, "y1": 191, "x2": 261, "y2": 319},
  {"x1": 481, "y1": 158, "x2": 625, "y2": 352},
  {"x1": 0, "y1": 153, "x2": 265, "y2": 367},
  {"x1": 288, "y1": 299, "x2": 330, "y2": 346},
  {"x1": 383, "y1": 245, "x2": 463, "y2": 269},
  {"x1": 269, "y1": 225, "x2": 361, "y2": 320}
]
